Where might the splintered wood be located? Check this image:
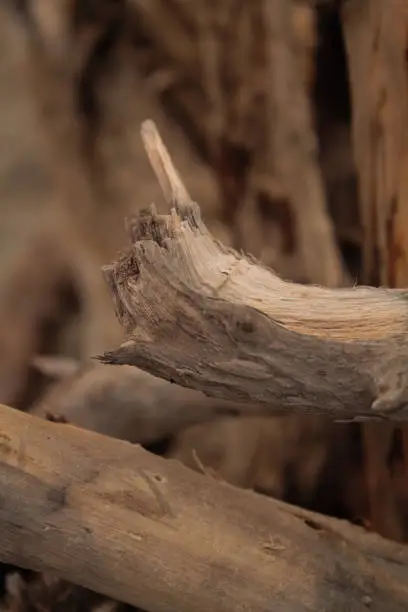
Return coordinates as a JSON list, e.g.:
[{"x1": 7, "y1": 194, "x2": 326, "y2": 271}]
[{"x1": 101, "y1": 120, "x2": 408, "y2": 423}]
